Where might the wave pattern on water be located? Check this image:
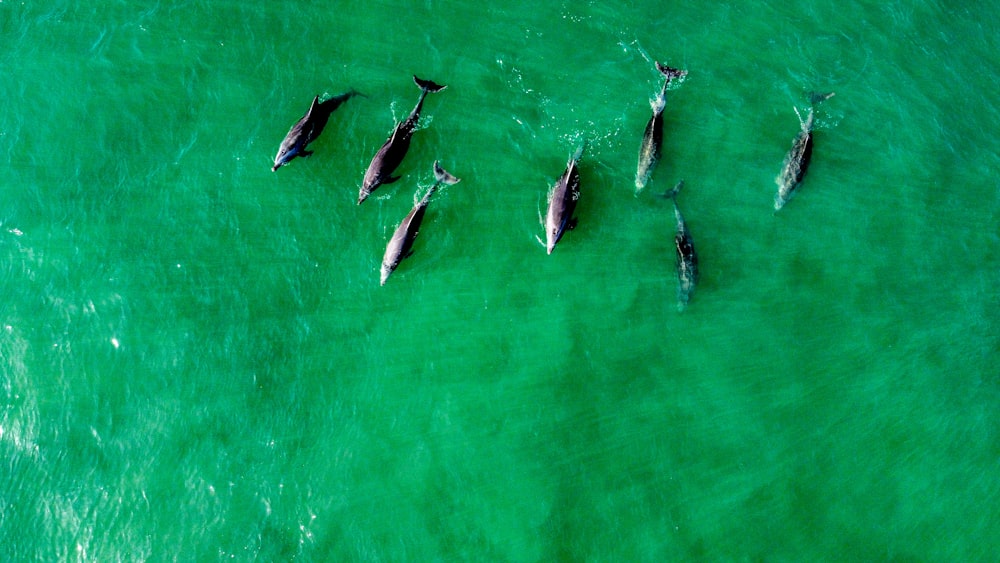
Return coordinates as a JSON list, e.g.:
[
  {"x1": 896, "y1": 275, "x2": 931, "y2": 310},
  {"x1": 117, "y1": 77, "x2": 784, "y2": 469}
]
[{"x1": 1, "y1": 1, "x2": 999, "y2": 561}]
